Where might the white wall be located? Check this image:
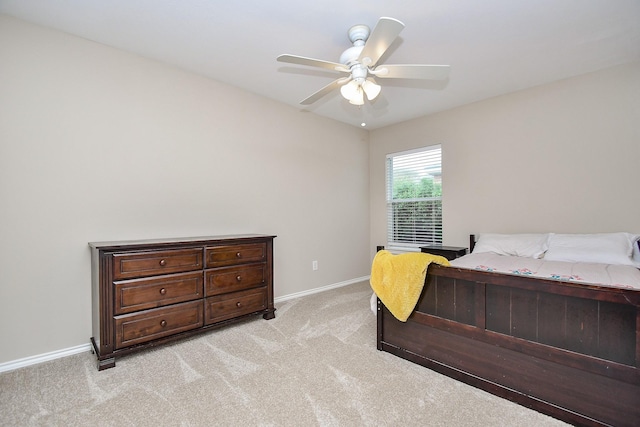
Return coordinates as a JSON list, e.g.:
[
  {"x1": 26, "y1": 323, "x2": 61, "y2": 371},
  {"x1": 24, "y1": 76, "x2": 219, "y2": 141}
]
[
  {"x1": 0, "y1": 15, "x2": 371, "y2": 364},
  {"x1": 370, "y1": 61, "x2": 640, "y2": 251}
]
